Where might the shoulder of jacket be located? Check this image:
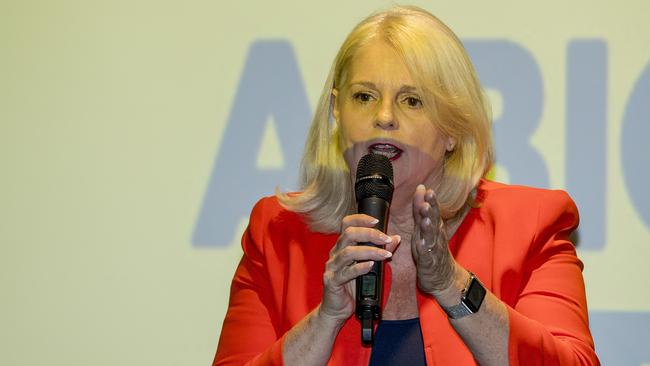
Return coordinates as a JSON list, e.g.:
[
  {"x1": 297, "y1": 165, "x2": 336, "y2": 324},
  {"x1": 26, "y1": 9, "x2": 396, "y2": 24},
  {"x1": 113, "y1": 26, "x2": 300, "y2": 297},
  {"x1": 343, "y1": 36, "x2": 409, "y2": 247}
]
[
  {"x1": 476, "y1": 180, "x2": 579, "y2": 256},
  {"x1": 251, "y1": 195, "x2": 284, "y2": 215},
  {"x1": 250, "y1": 194, "x2": 308, "y2": 229},
  {"x1": 476, "y1": 180, "x2": 579, "y2": 229},
  {"x1": 478, "y1": 179, "x2": 574, "y2": 208}
]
